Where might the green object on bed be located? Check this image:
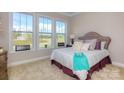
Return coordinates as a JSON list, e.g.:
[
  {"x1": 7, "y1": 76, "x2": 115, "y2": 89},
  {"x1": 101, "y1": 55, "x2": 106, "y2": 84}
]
[{"x1": 73, "y1": 52, "x2": 90, "y2": 71}]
